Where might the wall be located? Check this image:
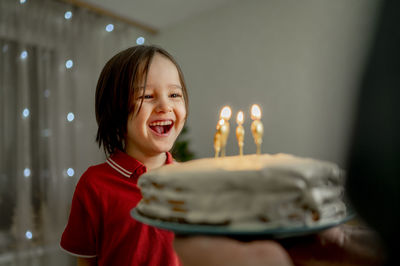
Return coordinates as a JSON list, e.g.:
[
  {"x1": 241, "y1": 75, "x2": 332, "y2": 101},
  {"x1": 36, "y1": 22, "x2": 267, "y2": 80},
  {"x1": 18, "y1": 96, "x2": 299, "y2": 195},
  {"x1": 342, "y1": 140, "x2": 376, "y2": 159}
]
[{"x1": 153, "y1": 0, "x2": 381, "y2": 166}]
